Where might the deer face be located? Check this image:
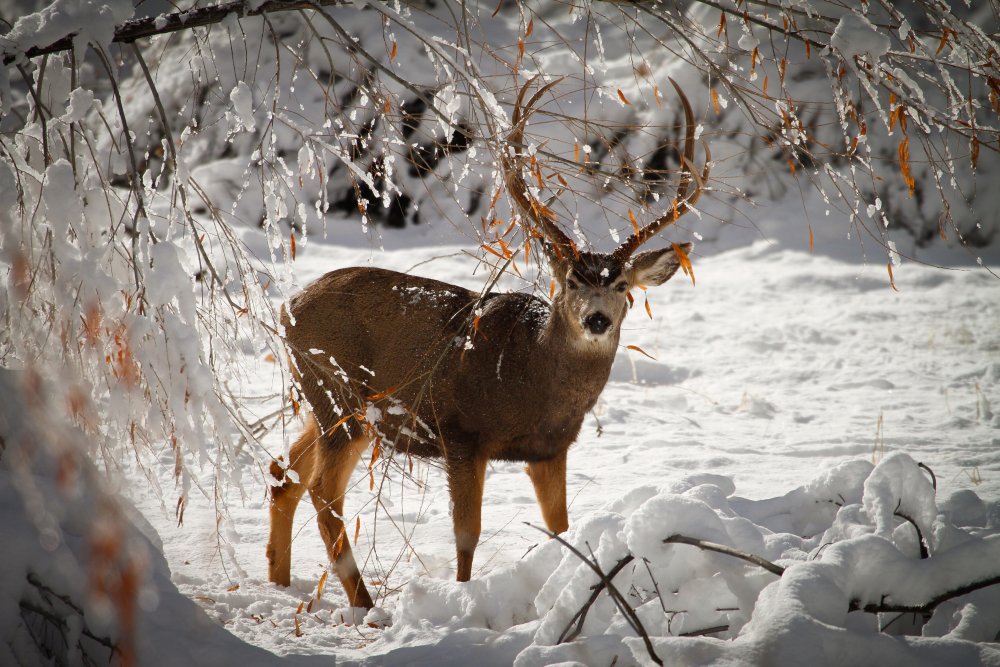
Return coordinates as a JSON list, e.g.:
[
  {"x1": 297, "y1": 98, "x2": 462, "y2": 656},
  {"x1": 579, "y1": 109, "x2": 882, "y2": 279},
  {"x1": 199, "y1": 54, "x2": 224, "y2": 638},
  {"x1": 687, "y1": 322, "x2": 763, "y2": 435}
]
[{"x1": 553, "y1": 245, "x2": 691, "y2": 345}]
